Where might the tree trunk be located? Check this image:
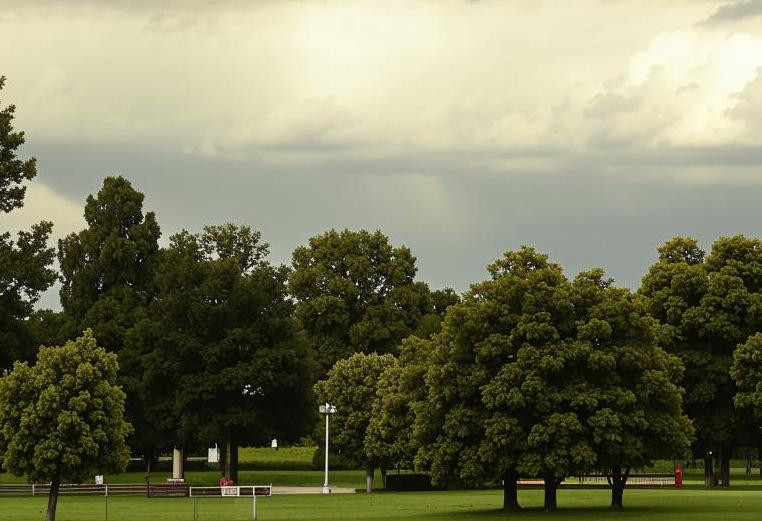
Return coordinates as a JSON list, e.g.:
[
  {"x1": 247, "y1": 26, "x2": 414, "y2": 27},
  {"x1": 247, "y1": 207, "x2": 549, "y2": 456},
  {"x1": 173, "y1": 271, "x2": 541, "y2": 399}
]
[
  {"x1": 144, "y1": 449, "x2": 152, "y2": 478},
  {"x1": 502, "y1": 469, "x2": 521, "y2": 512},
  {"x1": 704, "y1": 453, "x2": 715, "y2": 488},
  {"x1": 609, "y1": 465, "x2": 630, "y2": 509},
  {"x1": 746, "y1": 453, "x2": 752, "y2": 478},
  {"x1": 720, "y1": 446, "x2": 731, "y2": 487},
  {"x1": 219, "y1": 440, "x2": 228, "y2": 478},
  {"x1": 143, "y1": 449, "x2": 151, "y2": 476},
  {"x1": 365, "y1": 466, "x2": 374, "y2": 493},
  {"x1": 229, "y1": 432, "x2": 239, "y2": 484},
  {"x1": 380, "y1": 468, "x2": 387, "y2": 487},
  {"x1": 543, "y1": 475, "x2": 558, "y2": 512},
  {"x1": 45, "y1": 474, "x2": 60, "y2": 521}
]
